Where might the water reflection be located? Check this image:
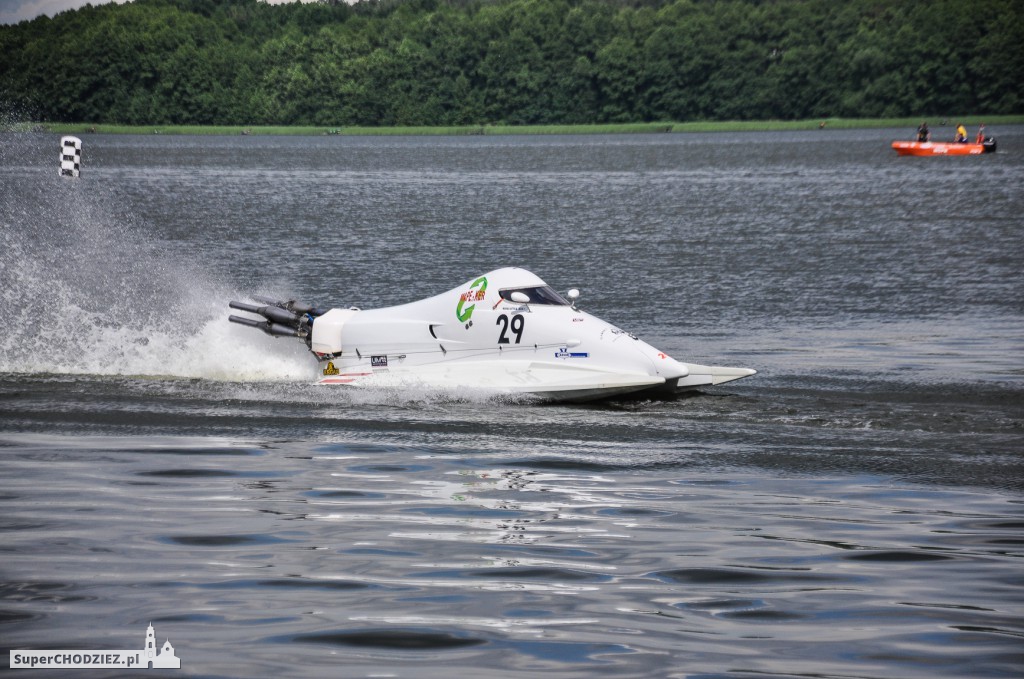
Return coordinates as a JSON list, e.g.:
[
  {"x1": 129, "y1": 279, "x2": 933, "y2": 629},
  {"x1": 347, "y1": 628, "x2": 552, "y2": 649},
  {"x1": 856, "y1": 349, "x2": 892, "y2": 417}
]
[{"x1": 1, "y1": 433, "x2": 1021, "y2": 677}]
